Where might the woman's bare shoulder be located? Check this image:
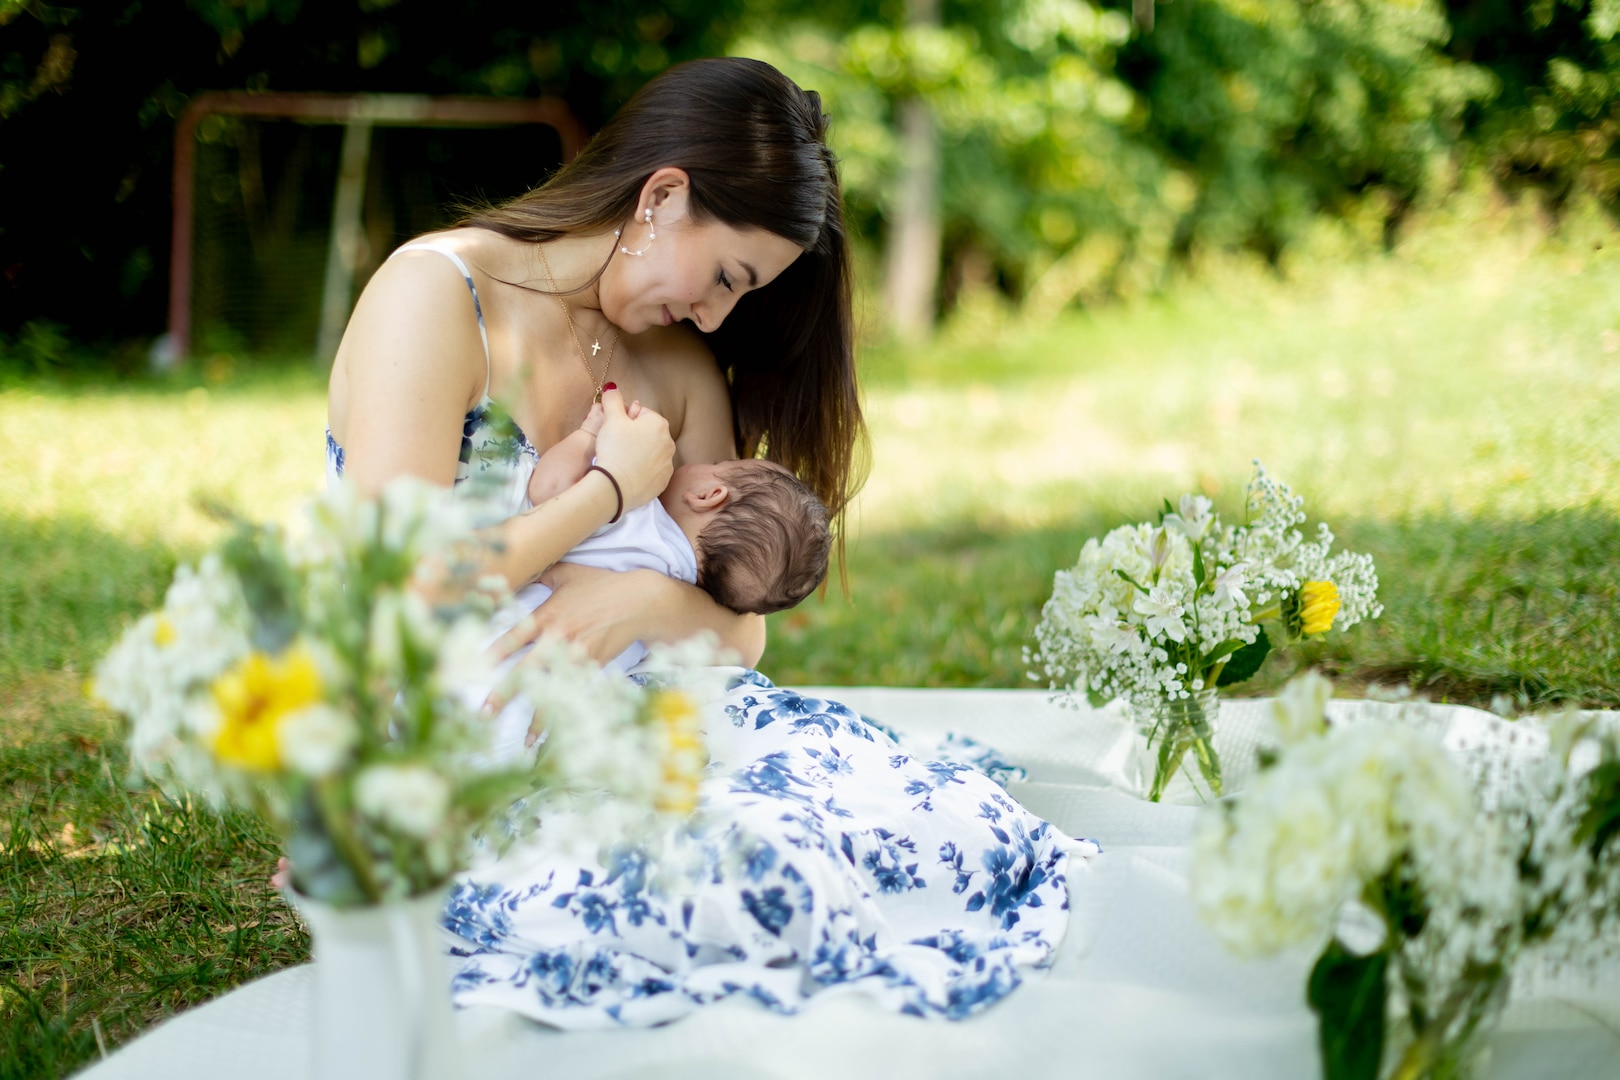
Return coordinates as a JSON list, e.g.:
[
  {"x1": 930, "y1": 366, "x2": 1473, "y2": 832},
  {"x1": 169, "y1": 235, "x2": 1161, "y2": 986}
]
[{"x1": 330, "y1": 234, "x2": 491, "y2": 423}]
